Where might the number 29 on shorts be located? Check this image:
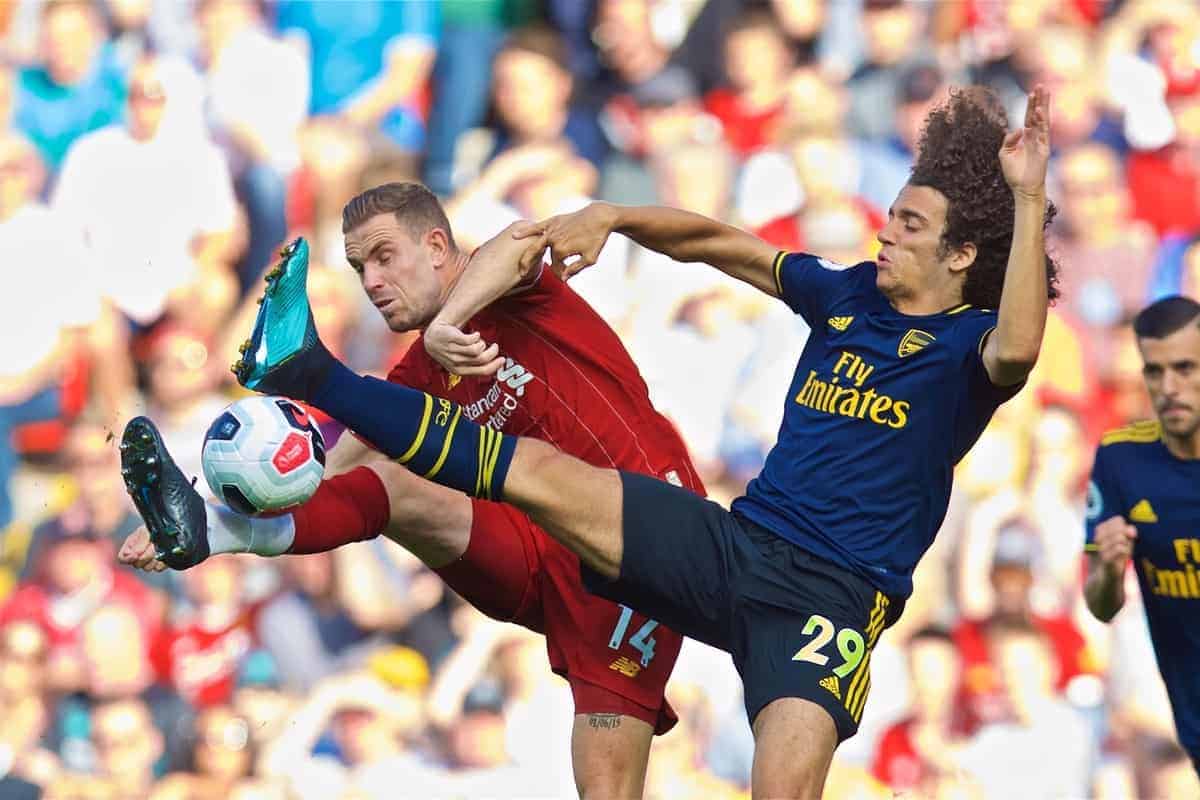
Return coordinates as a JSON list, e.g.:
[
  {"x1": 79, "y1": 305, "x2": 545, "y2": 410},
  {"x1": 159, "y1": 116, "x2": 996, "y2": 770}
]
[{"x1": 792, "y1": 614, "x2": 865, "y2": 678}]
